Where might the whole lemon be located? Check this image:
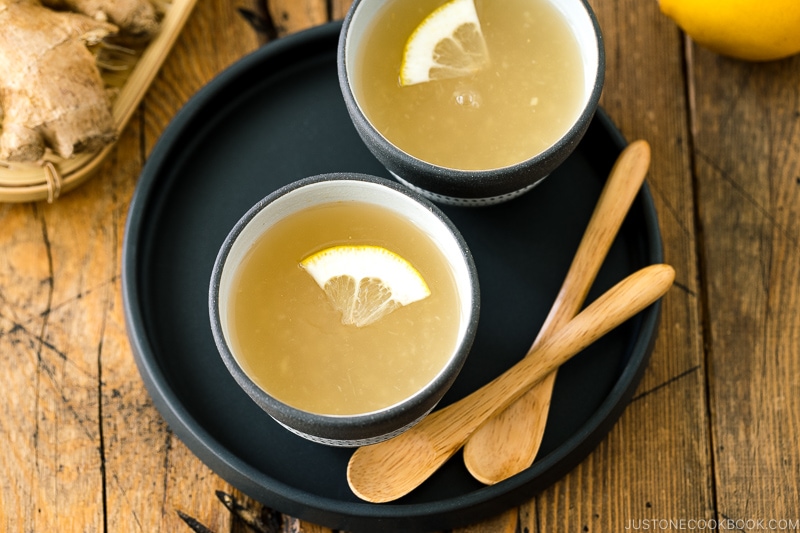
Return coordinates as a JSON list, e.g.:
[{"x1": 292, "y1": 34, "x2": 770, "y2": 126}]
[{"x1": 659, "y1": 0, "x2": 800, "y2": 61}]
